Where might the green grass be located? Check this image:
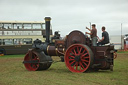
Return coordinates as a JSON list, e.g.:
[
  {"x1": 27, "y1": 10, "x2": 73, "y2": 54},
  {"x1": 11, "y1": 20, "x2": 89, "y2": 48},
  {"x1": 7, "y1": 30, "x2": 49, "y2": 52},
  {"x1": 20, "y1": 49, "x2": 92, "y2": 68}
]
[
  {"x1": 0, "y1": 54, "x2": 24, "y2": 58},
  {"x1": 0, "y1": 53, "x2": 128, "y2": 85},
  {"x1": 117, "y1": 51, "x2": 128, "y2": 54}
]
